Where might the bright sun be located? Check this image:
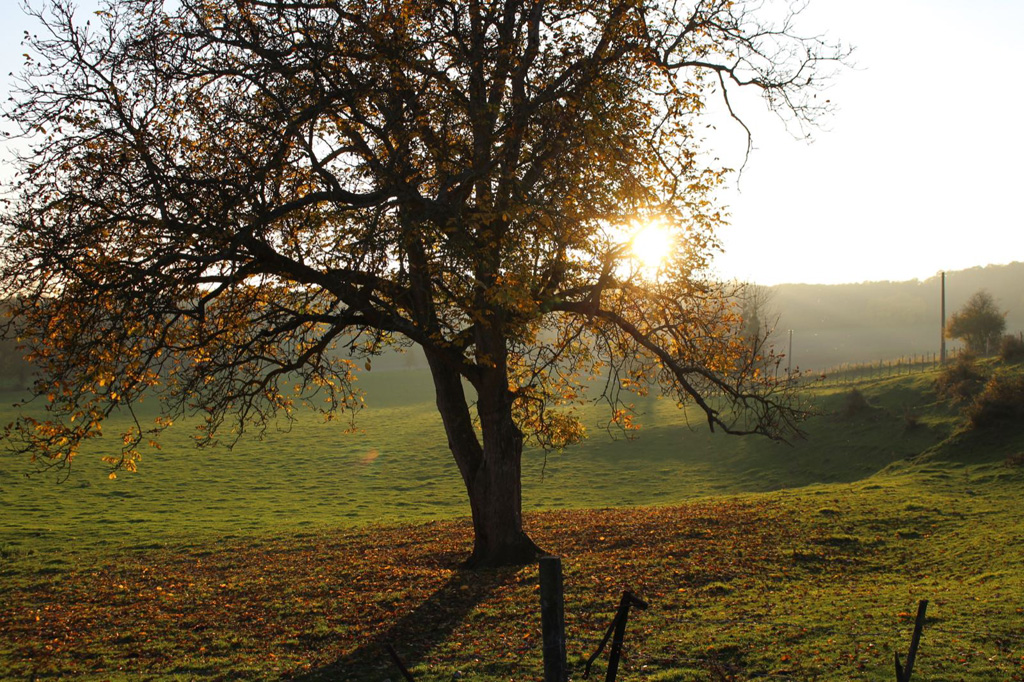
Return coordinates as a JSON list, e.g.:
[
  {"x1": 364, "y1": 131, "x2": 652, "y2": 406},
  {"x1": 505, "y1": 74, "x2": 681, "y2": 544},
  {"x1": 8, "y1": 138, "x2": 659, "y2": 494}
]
[{"x1": 630, "y1": 220, "x2": 673, "y2": 270}]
